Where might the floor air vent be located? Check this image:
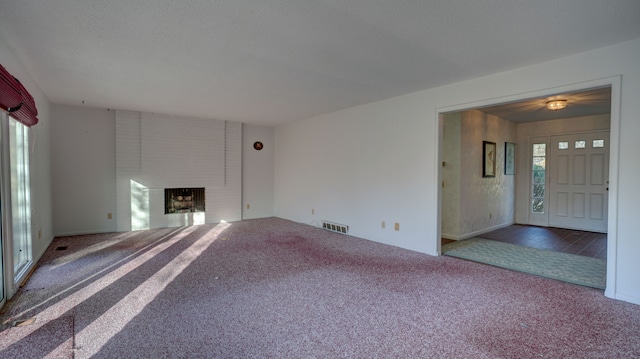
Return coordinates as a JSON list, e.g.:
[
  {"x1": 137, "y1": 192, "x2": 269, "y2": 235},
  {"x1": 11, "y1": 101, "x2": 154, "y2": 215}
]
[{"x1": 322, "y1": 221, "x2": 349, "y2": 234}]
